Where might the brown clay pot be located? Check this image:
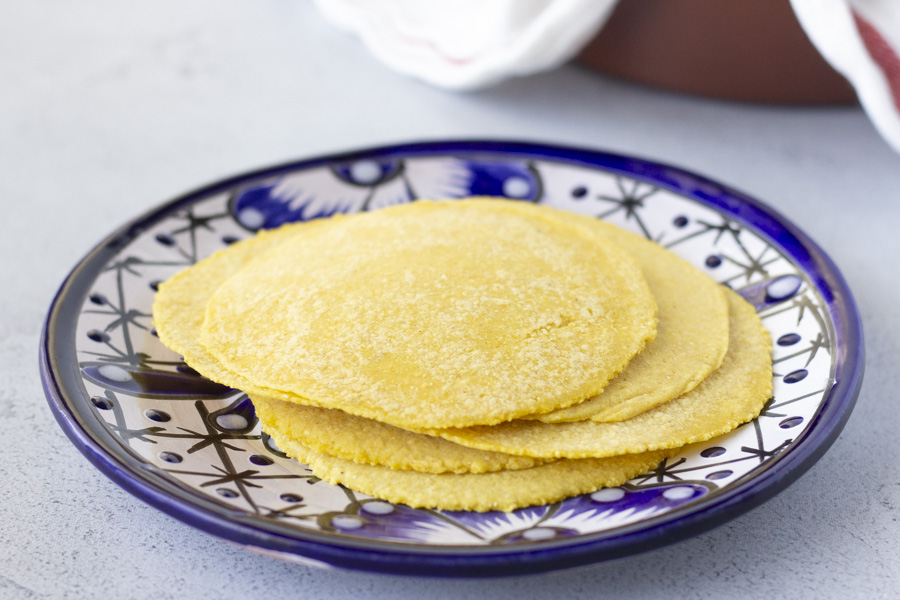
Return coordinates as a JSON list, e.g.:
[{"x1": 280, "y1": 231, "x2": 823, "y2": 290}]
[{"x1": 577, "y1": 0, "x2": 857, "y2": 105}]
